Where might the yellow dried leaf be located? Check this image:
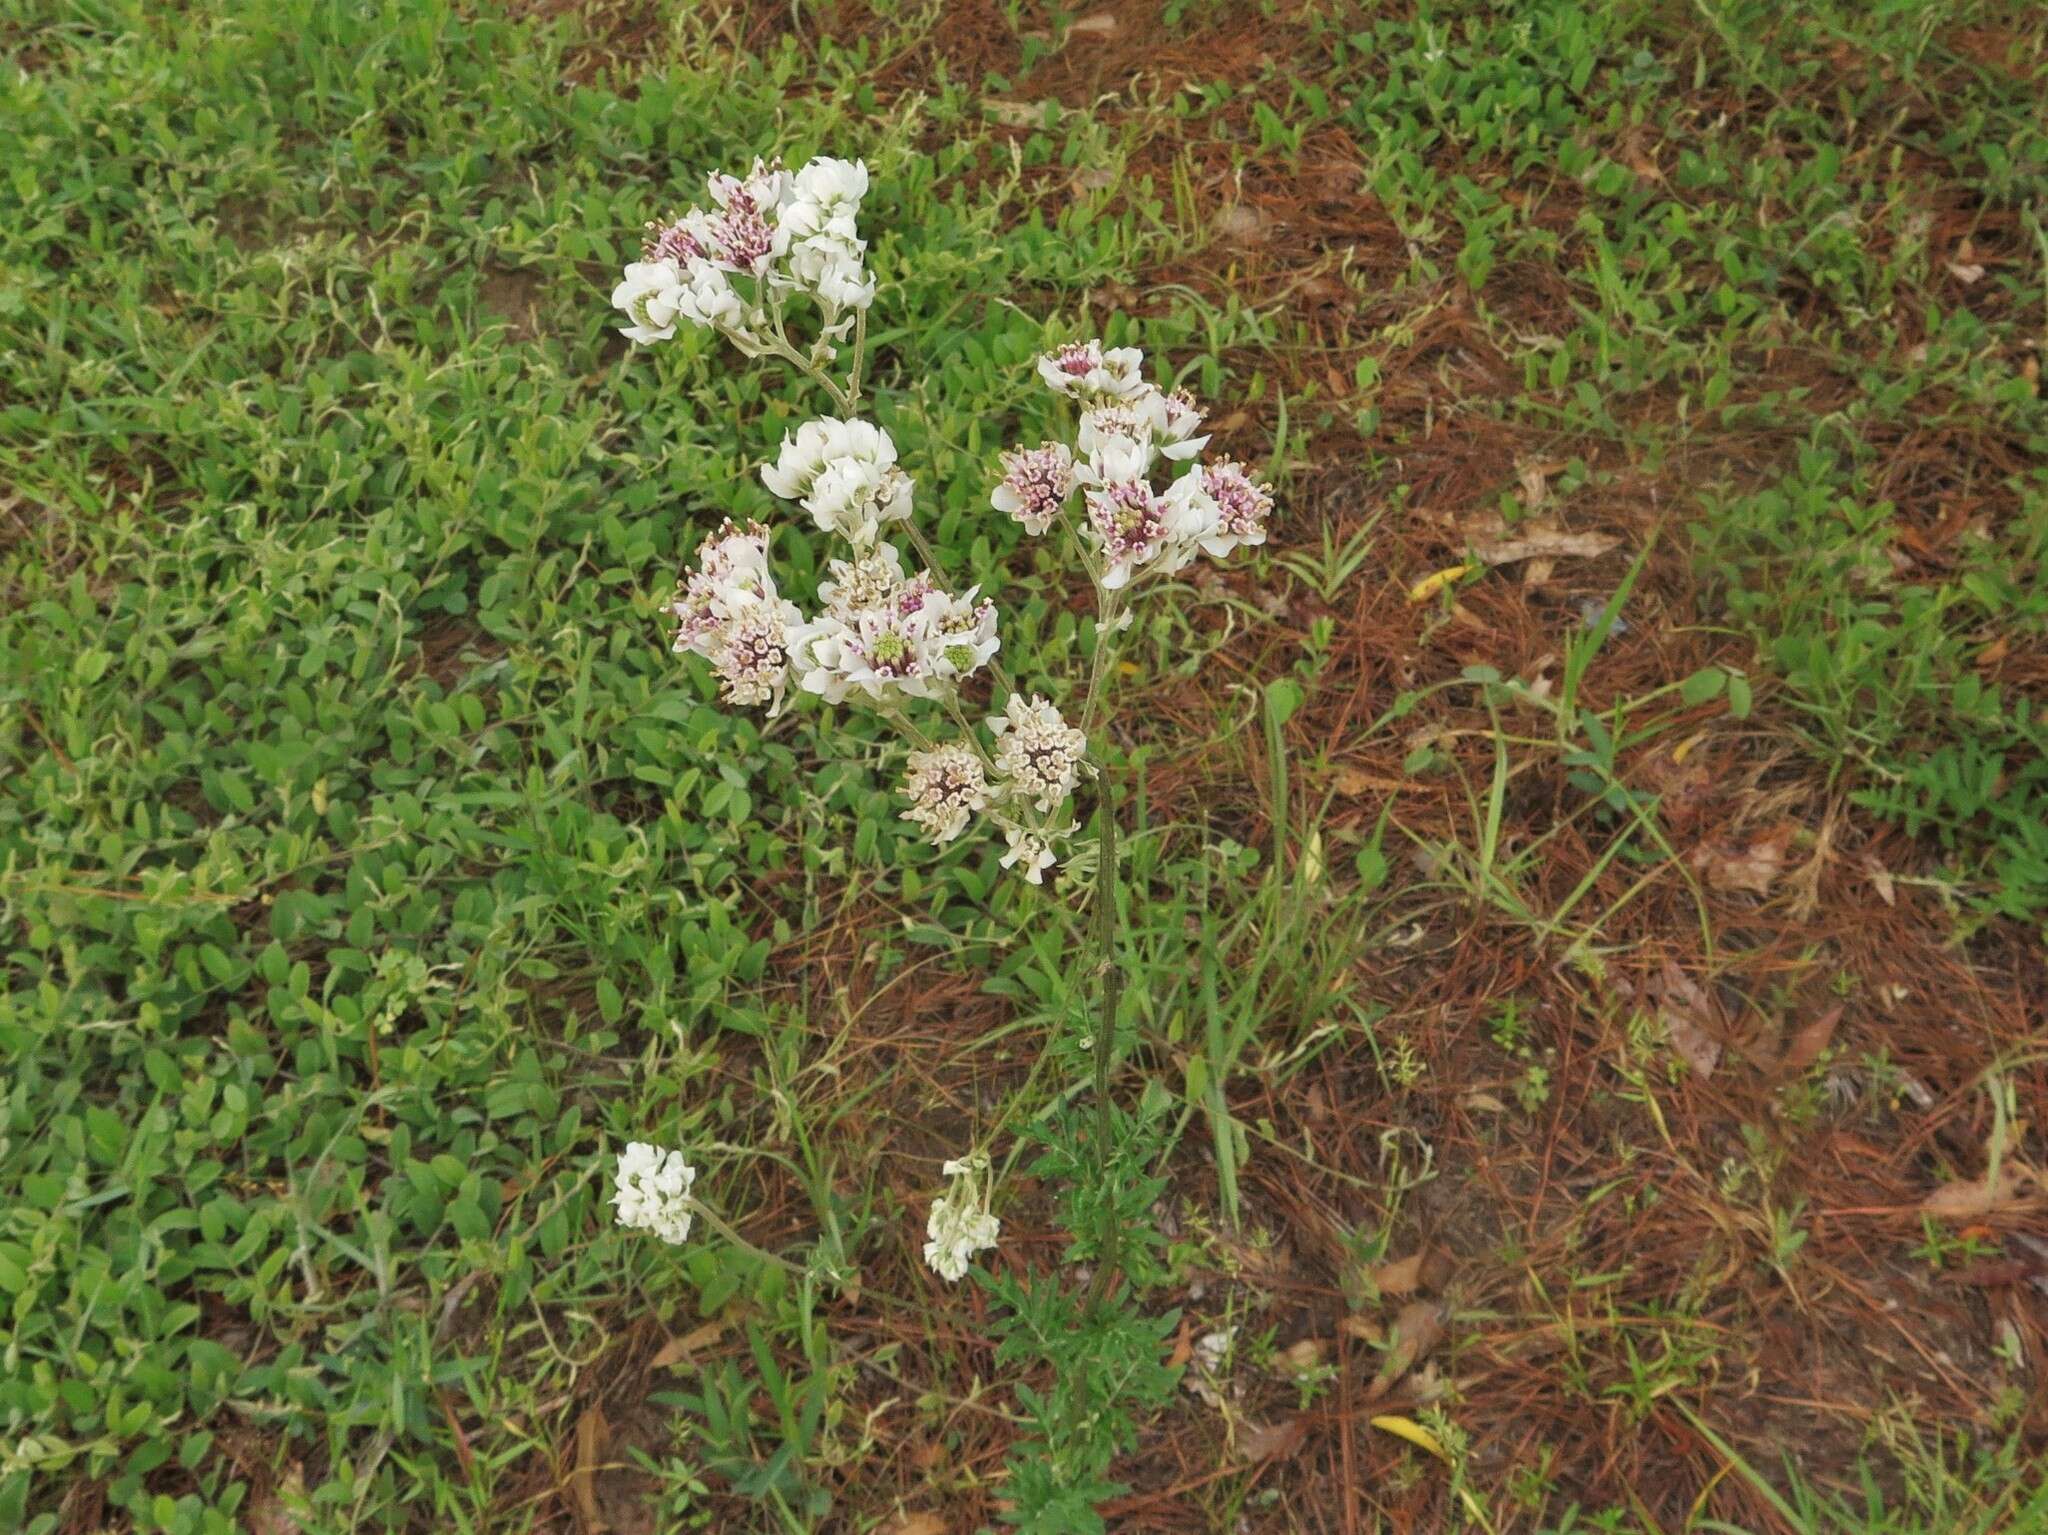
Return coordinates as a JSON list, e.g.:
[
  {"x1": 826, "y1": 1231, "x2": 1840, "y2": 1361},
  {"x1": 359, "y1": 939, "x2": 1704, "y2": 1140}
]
[
  {"x1": 1370, "y1": 1414, "x2": 1450, "y2": 1462},
  {"x1": 1408, "y1": 564, "x2": 1473, "y2": 603}
]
